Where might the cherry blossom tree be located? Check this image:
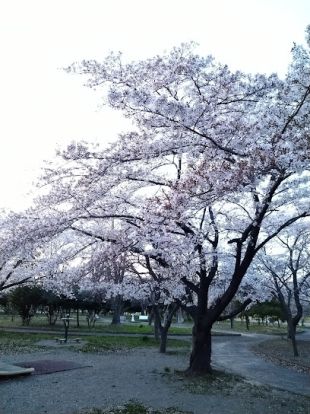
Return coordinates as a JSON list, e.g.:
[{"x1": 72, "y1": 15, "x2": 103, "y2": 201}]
[
  {"x1": 127, "y1": 254, "x2": 183, "y2": 353},
  {"x1": 72, "y1": 242, "x2": 136, "y2": 325},
  {"x1": 258, "y1": 225, "x2": 310, "y2": 356},
  {"x1": 0, "y1": 212, "x2": 42, "y2": 293},
  {"x1": 31, "y1": 27, "x2": 310, "y2": 375}
]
